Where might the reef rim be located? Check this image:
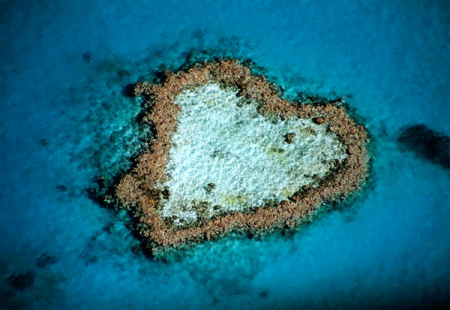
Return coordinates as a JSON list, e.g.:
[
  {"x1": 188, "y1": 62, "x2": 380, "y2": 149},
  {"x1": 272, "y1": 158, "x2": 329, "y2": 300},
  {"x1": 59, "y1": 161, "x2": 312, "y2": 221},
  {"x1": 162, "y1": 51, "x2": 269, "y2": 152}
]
[{"x1": 111, "y1": 59, "x2": 369, "y2": 256}]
